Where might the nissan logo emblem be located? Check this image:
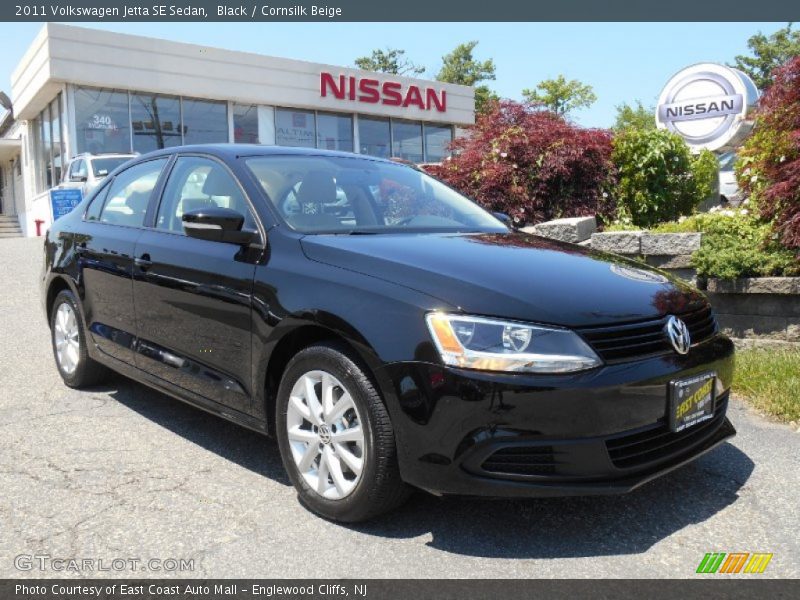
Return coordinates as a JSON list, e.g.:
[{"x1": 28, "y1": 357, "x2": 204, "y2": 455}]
[
  {"x1": 665, "y1": 316, "x2": 691, "y2": 355},
  {"x1": 656, "y1": 63, "x2": 759, "y2": 152}
]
